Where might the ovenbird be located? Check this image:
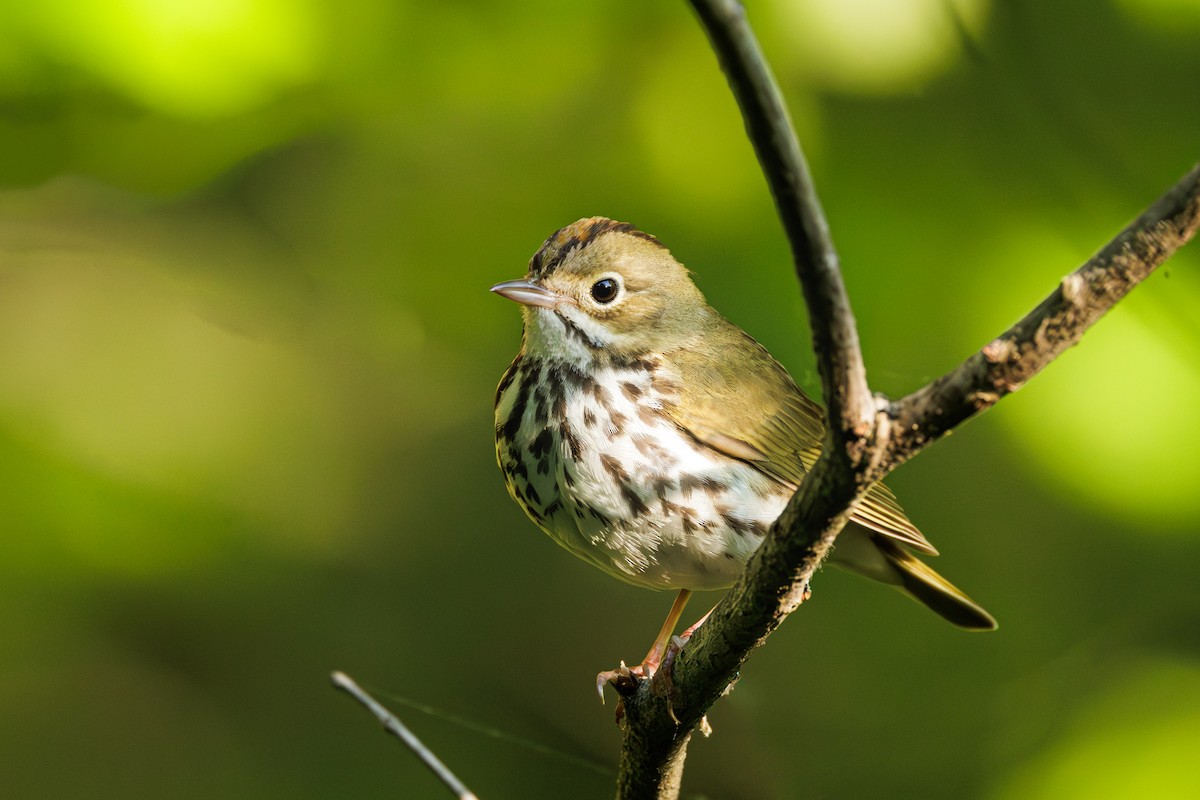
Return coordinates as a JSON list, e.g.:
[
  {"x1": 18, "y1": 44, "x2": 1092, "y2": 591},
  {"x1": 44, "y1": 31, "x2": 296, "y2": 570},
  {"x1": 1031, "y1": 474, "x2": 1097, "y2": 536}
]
[{"x1": 493, "y1": 218, "x2": 996, "y2": 683}]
